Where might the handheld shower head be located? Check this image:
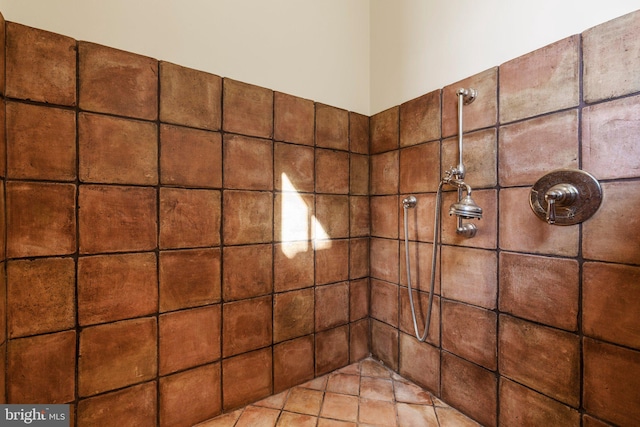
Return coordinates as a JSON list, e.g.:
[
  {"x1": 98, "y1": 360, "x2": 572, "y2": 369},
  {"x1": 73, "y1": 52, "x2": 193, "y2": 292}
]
[{"x1": 449, "y1": 194, "x2": 483, "y2": 220}]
